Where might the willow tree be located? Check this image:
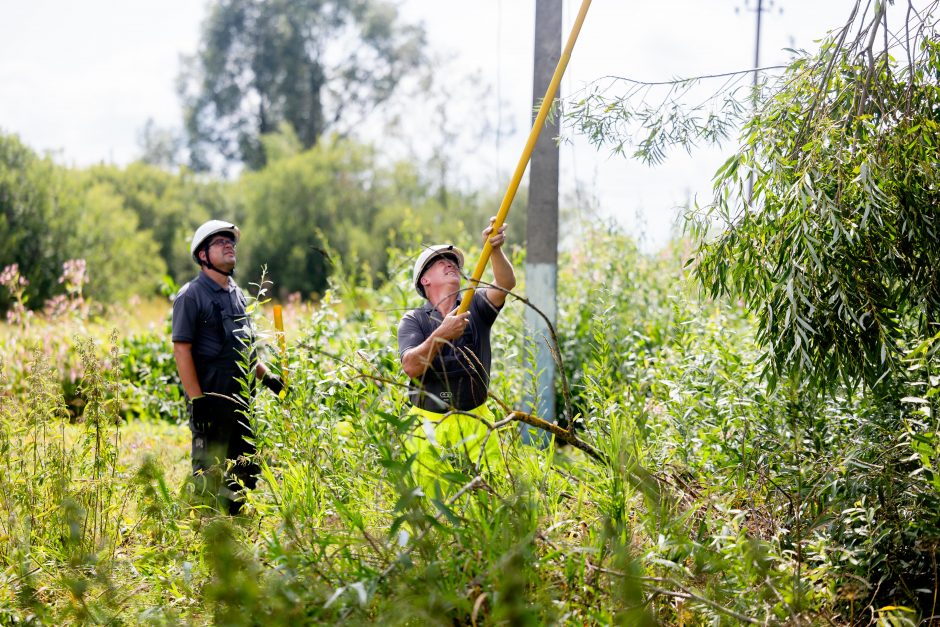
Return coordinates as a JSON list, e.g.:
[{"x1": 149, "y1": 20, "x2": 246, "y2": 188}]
[
  {"x1": 570, "y1": 1, "x2": 940, "y2": 393},
  {"x1": 561, "y1": 2, "x2": 940, "y2": 617},
  {"x1": 179, "y1": 0, "x2": 426, "y2": 172},
  {"x1": 696, "y1": 1, "x2": 940, "y2": 394}
]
